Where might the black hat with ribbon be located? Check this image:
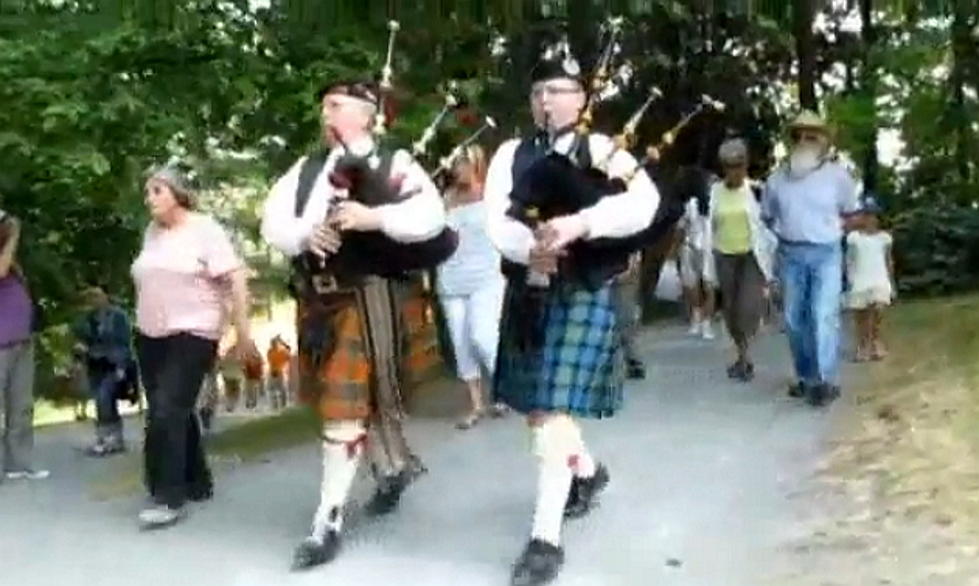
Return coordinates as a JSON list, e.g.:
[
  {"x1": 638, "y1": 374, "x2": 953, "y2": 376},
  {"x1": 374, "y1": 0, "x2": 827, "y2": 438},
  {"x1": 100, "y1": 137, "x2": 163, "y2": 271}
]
[
  {"x1": 530, "y1": 36, "x2": 584, "y2": 84},
  {"x1": 315, "y1": 79, "x2": 382, "y2": 107}
]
